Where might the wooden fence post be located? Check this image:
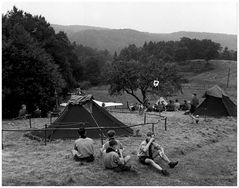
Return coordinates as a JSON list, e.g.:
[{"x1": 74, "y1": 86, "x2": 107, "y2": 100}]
[
  {"x1": 164, "y1": 117, "x2": 167, "y2": 131},
  {"x1": 152, "y1": 123, "x2": 154, "y2": 134},
  {"x1": 49, "y1": 112, "x2": 52, "y2": 125},
  {"x1": 29, "y1": 115, "x2": 32, "y2": 128},
  {"x1": 2, "y1": 130, "x2": 3, "y2": 150},
  {"x1": 44, "y1": 124, "x2": 47, "y2": 146},
  {"x1": 144, "y1": 112, "x2": 146, "y2": 124}
]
